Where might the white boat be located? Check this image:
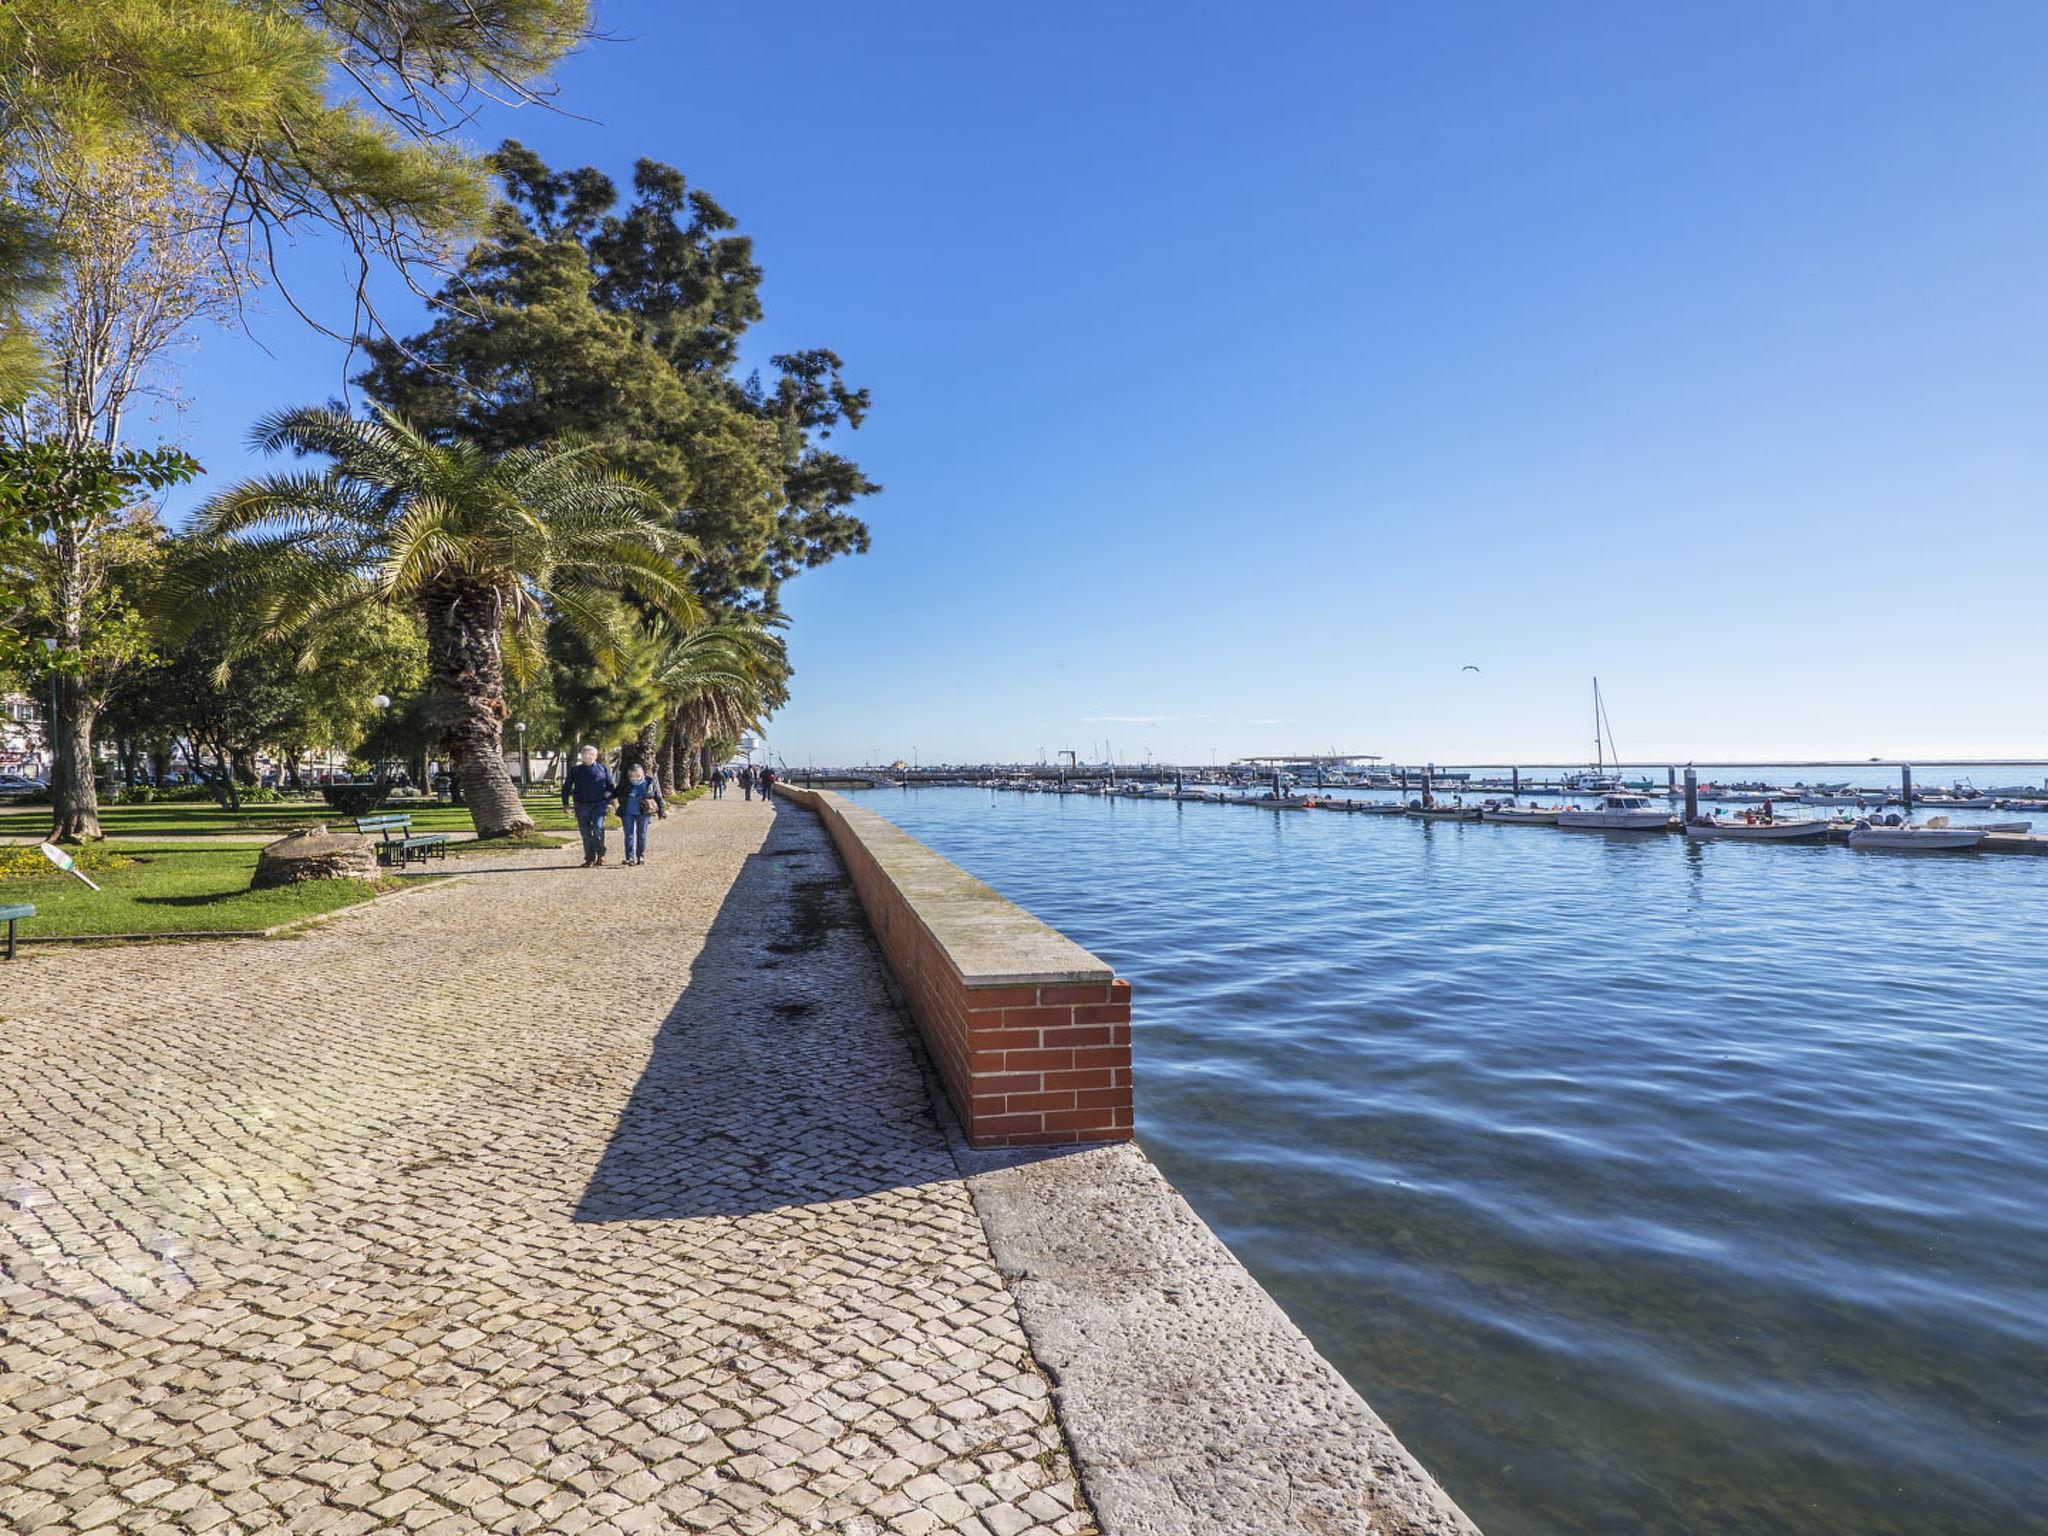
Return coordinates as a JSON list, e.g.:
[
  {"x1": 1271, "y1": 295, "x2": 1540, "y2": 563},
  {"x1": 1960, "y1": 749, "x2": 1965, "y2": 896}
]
[
  {"x1": 1562, "y1": 677, "x2": 1627, "y2": 796},
  {"x1": 1978, "y1": 820, "x2": 2032, "y2": 834},
  {"x1": 1481, "y1": 803, "x2": 1562, "y2": 824},
  {"x1": 1405, "y1": 804, "x2": 1483, "y2": 821},
  {"x1": 1847, "y1": 816, "x2": 1985, "y2": 851},
  {"x1": 1558, "y1": 792, "x2": 1673, "y2": 831},
  {"x1": 1683, "y1": 815, "x2": 1831, "y2": 842},
  {"x1": 1239, "y1": 793, "x2": 1312, "y2": 810},
  {"x1": 1358, "y1": 802, "x2": 1408, "y2": 815}
]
